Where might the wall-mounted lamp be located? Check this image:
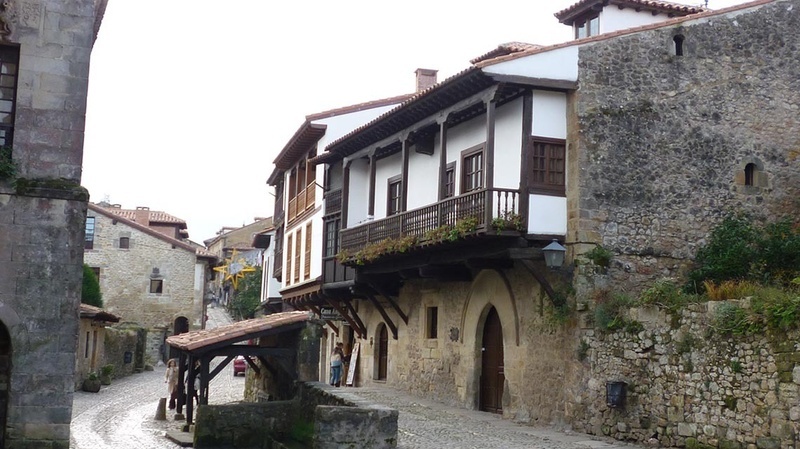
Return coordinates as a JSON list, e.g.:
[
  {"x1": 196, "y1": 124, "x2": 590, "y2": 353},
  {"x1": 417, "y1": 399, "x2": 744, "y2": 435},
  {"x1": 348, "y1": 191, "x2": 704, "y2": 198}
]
[
  {"x1": 543, "y1": 239, "x2": 567, "y2": 269},
  {"x1": 369, "y1": 337, "x2": 374, "y2": 347}
]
